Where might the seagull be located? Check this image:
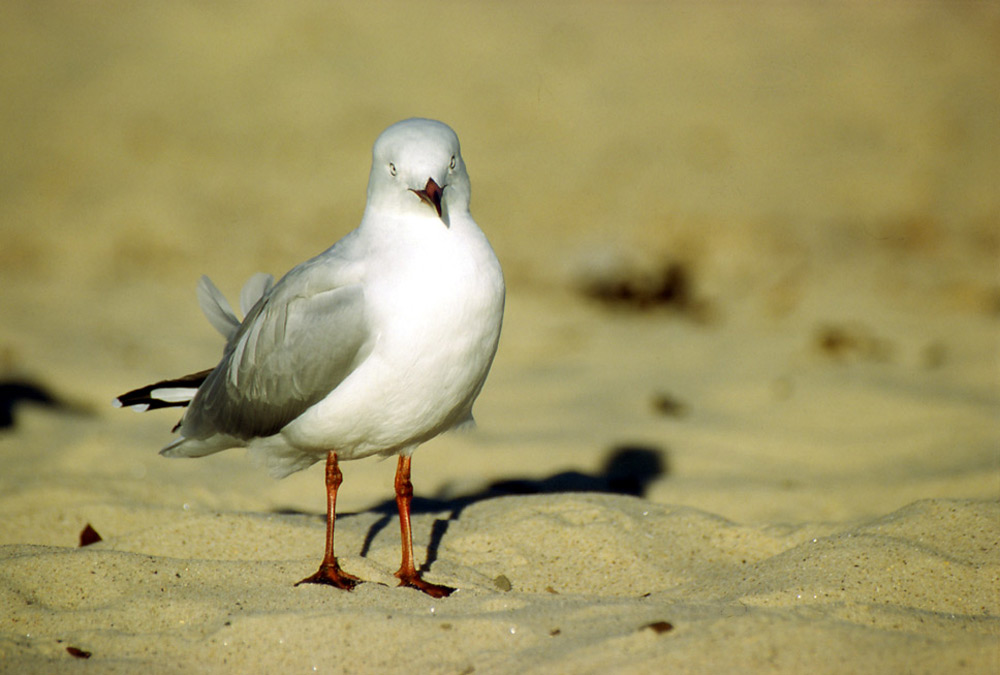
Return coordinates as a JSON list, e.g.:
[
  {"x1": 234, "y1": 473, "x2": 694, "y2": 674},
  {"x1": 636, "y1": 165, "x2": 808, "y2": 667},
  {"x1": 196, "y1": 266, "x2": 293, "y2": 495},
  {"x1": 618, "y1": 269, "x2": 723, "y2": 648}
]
[{"x1": 115, "y1": 118, "x2": 505, "y2": 598}]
